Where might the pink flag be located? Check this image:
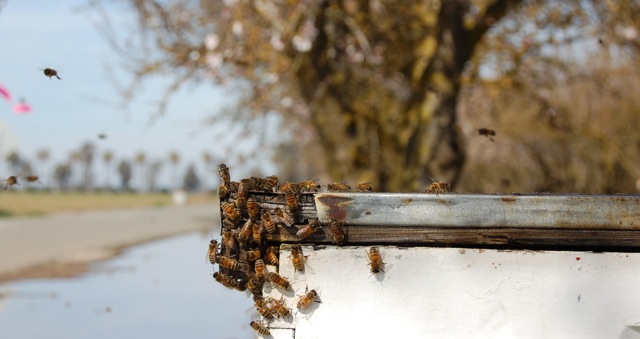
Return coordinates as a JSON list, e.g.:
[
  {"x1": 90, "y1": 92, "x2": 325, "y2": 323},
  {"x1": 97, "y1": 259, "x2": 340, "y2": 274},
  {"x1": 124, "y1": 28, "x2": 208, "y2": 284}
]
[
  {"x1": 13, "y1": 101, "x2": 32, "y2": 114},
  {"x1": 0, "y1": 84, "x2": 12, "y2": 102}
]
